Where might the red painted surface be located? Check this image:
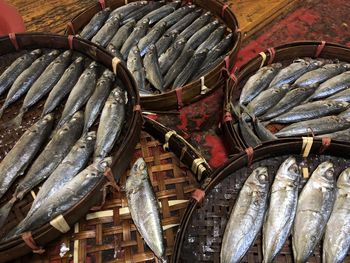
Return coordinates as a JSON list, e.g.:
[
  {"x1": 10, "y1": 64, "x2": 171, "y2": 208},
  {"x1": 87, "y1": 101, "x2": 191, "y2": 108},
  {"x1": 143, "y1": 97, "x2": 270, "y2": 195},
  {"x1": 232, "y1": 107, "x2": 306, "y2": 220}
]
[{"x1": 0, "y1": 1, "x2": 26, "y2": 35}]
